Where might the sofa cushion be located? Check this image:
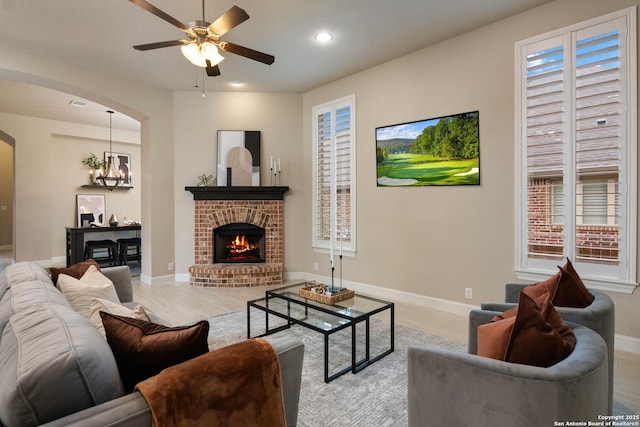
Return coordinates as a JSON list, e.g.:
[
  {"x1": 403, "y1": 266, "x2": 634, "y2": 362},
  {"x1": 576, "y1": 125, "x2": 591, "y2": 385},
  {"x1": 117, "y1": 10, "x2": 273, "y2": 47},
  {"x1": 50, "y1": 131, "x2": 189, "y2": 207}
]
[
  {"x1": 58, "y1": 266, "x2": 120, "y2": 319},
  {"x1": 50, "y1": 259, "x2": 100, "y2": 285},
  {"x1": 0, "y1": 280, "x2": 71, "y2": 339},
  {"x1": 0, "y1": 272, "x2": 8, "y2": 301},
  {"x1": 101, "y1": 312, "x2": 209, "y2": 392},
  {"x1": 523, "y1": 258, "x2": 594, "y2": 308},
  {"x1": 477, "y1": 291, "x2": 576, "y2": 367},
  {"x1": 0, "y1": 304, "x2": 124, "y2": 426},
  {"x1": 88, "y1": 297, "x2": 150, "y2": 338},
  {"x1": 3, "y1": 261, "x2": 53, "y2": 287}
]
